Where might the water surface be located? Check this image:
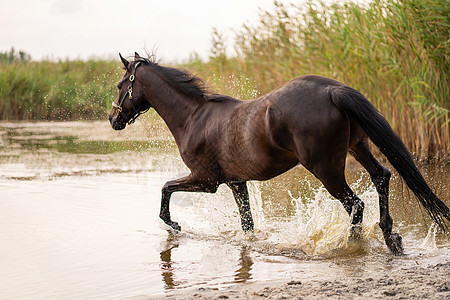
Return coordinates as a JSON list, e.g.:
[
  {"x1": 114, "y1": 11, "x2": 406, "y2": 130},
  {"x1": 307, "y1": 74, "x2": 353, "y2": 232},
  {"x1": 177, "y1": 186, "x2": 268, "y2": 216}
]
[{"x1": 0, "y1": 121, "x2": 448, "y2": 299}]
